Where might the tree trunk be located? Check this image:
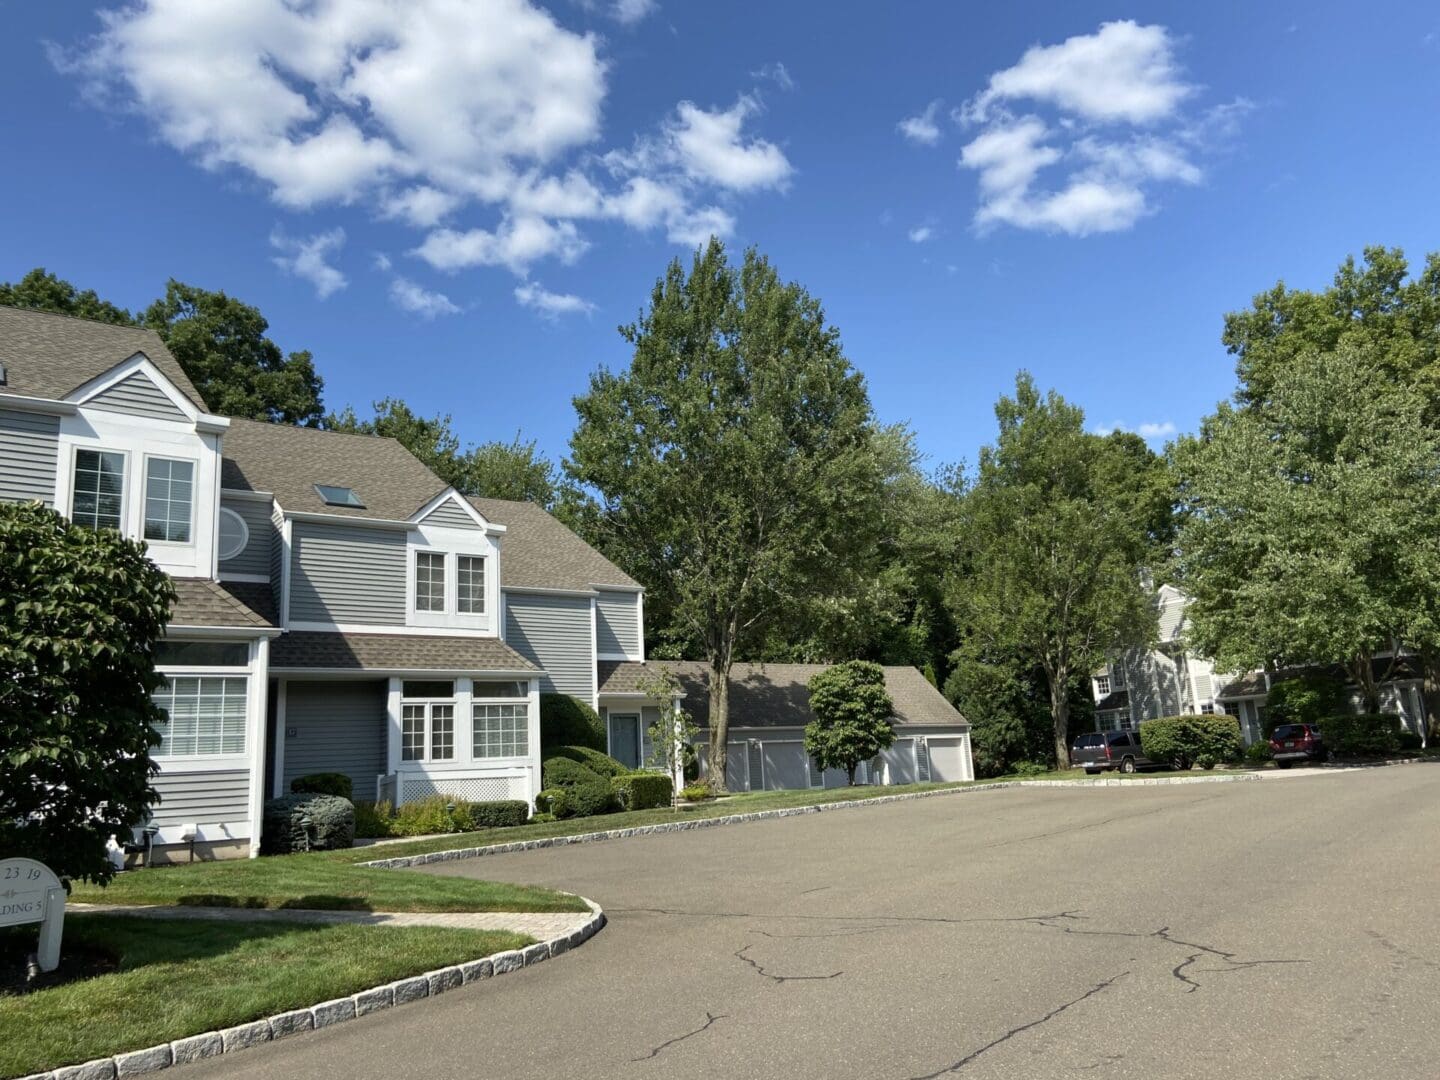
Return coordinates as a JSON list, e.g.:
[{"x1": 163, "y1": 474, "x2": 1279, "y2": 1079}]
[
  {"x1": 1420, "y1": 646, "x2": 1440, "y2": 746},
  {"x1": 1348, "y1": 651, "x2": 1381, "y2": 714},
  {"x1": 708, "y1": 659, "x2": 732, "y2": 791},
  {"x1": 846, "y1": 763, "x2": 857, "y2": 786},
  {"x1": 1049, "y1": 667, "x2": 1071, "y2": 768}
]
